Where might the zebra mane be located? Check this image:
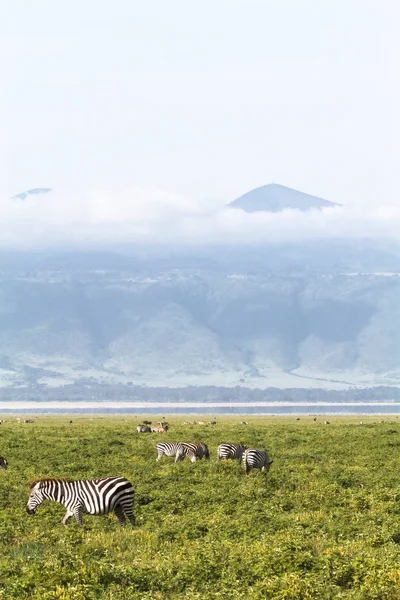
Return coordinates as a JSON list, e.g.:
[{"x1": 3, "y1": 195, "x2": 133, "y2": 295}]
[{"x1": 30, "y1": 478, "x2": 68, "y2": 489}]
